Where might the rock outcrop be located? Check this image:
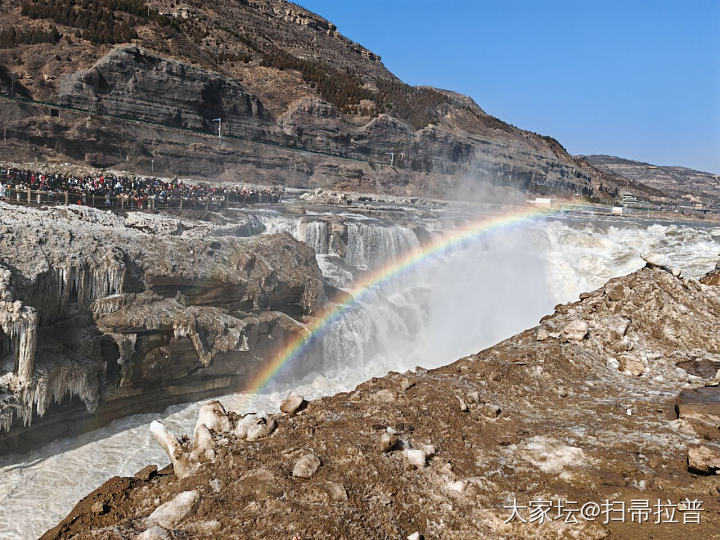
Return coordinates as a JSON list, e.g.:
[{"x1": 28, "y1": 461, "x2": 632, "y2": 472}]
[
  {"x1": 583, "y1": 154, "x2": 720, "y2": 205},
  {"x1": 0, "y1": 203, "x2": 325, "y2": 453},
  {"x1": 58, "y1": 46, "x2": 274, "y2": 140},
  {"x1": 44, "y1": 264, "x2": 720, "y2": 539}
]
